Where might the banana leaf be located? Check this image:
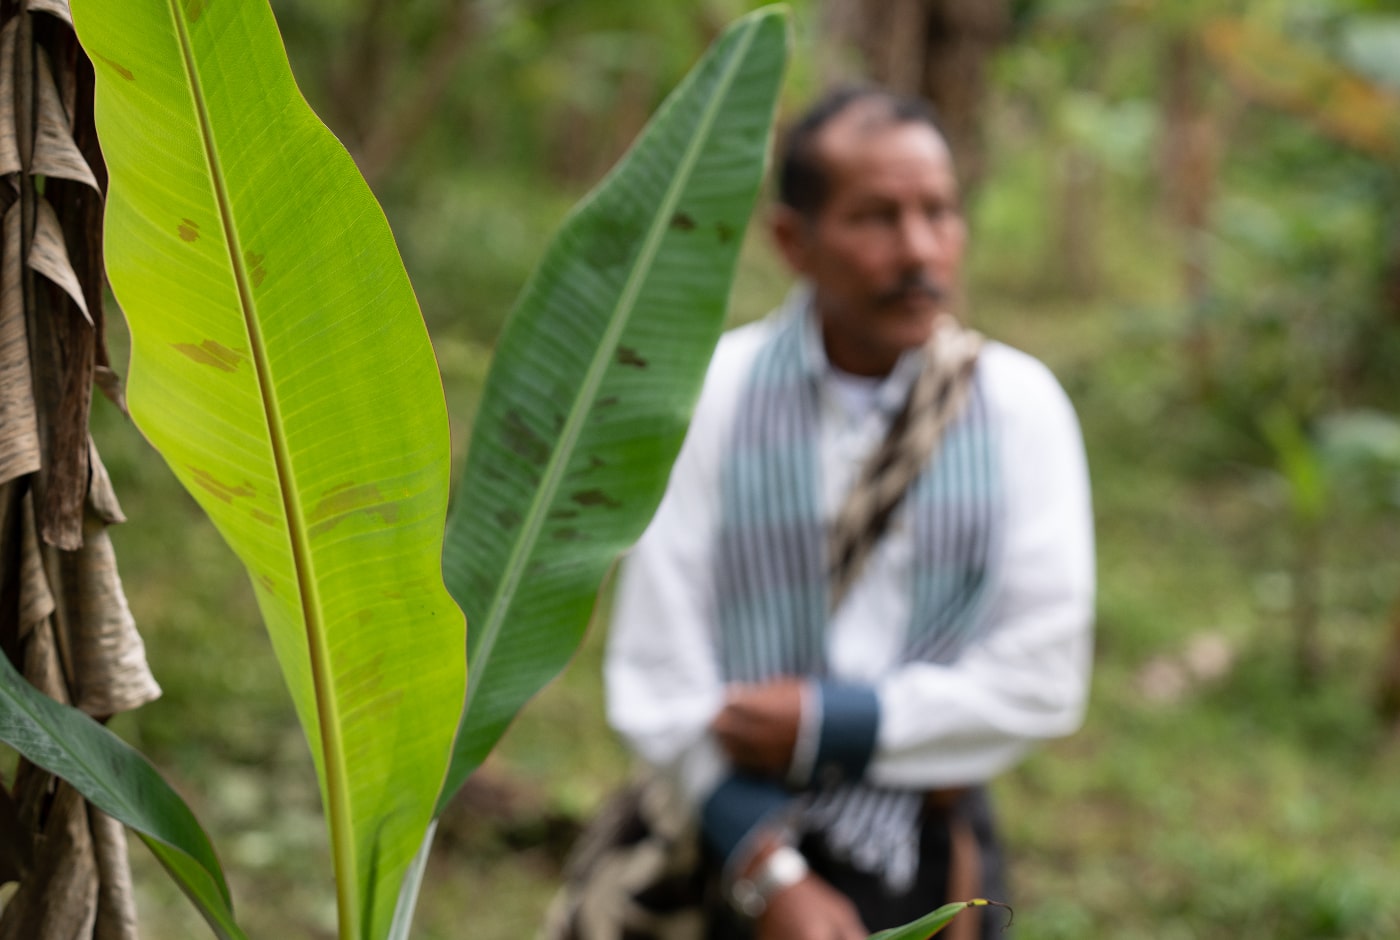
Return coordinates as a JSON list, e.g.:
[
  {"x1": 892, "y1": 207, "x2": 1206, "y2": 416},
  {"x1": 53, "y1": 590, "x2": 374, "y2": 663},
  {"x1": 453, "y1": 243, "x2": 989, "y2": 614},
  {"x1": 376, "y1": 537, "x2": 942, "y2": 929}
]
[
  {"x1": 867, "y1": 900, "x2": 1000, "y2": 940},
  {"x1": 68, "y1": 2, "x2": 465, "y2": 938},
  {"x1": 438, "y1": 4, "x2": 789, "y2": 810},
  {"x1": 0, "y1": 648, "x2": 243, "y2": 940}
]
